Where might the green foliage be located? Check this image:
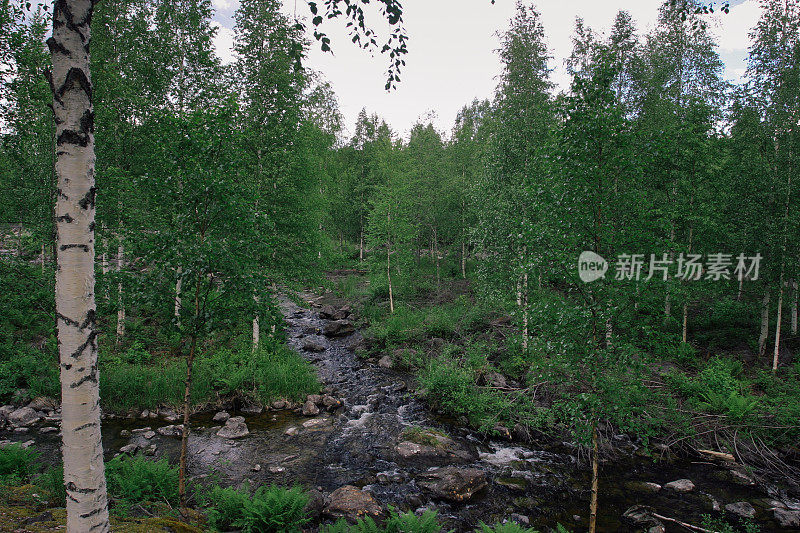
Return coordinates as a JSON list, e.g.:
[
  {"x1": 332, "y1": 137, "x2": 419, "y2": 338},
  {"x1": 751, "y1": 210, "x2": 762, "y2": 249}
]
[
  {"x1": 204, "y1": 483, "x2": 309, "y2": 533},
  {"x1": 475, "y1": 522, "x2": 539, "y2": 533},
  {"x1": 321, "y1": 507, "x2": 446, "y2": 533},
  {"x1": 105, "y1": 456, "x2": 180, "y2": 512},
  {"x1": 34, "y1": 465, "x2": 66, "y2": 507},
  {"x1": 0, "y1": 444, "x2": 40, "y2": 483}
]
